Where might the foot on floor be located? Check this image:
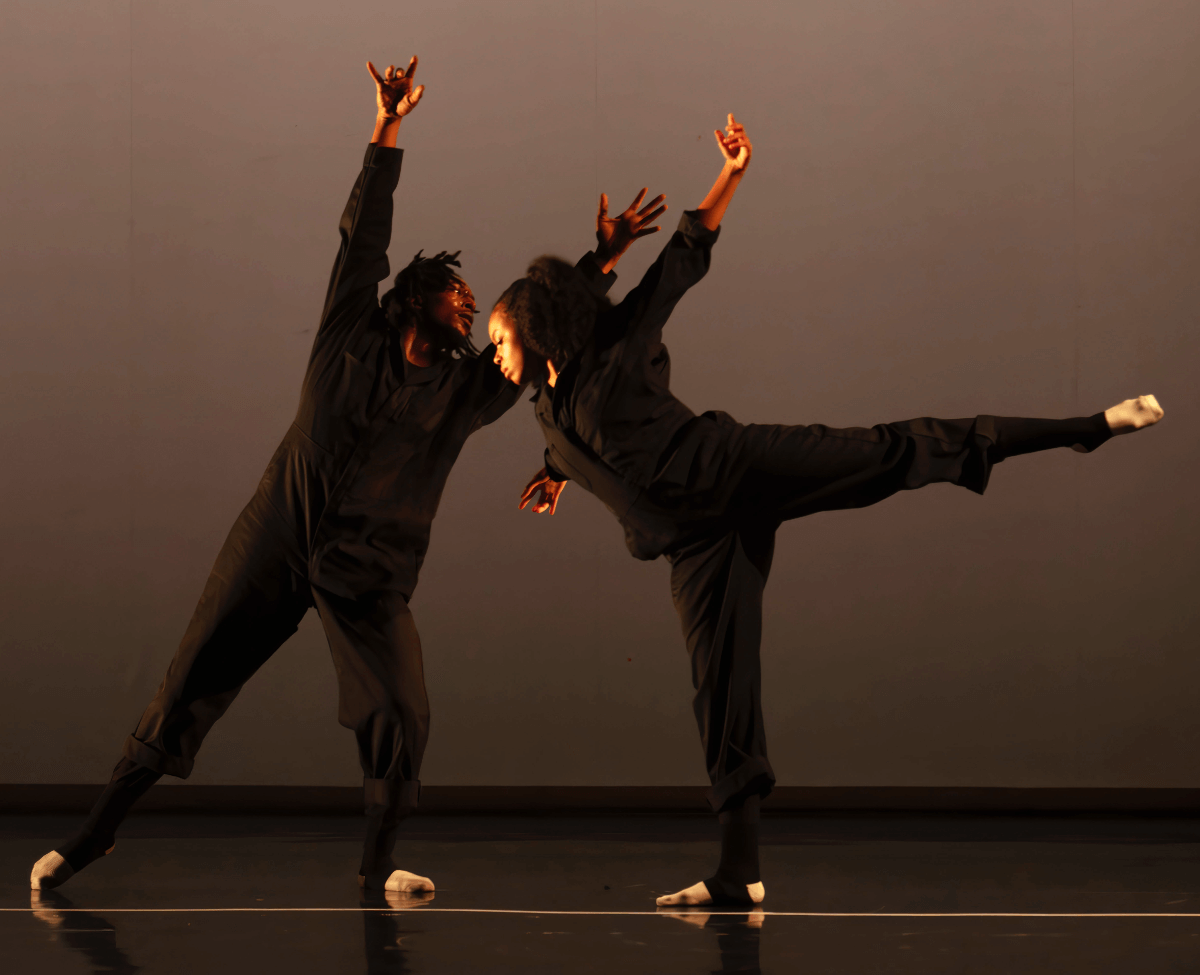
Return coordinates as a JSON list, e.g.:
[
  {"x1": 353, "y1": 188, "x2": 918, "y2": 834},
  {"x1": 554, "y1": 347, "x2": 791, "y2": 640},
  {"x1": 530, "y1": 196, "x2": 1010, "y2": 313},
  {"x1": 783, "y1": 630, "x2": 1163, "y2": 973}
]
[
  {"x1": 655, "y1": 879, "x2": 765, "y2": 907},
  {"x1": 357, "y1": 868, "x2": 435, "y2": 893},
  {"x1": 30, "y1": 841, "x2": 115, "y2": 890}
]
